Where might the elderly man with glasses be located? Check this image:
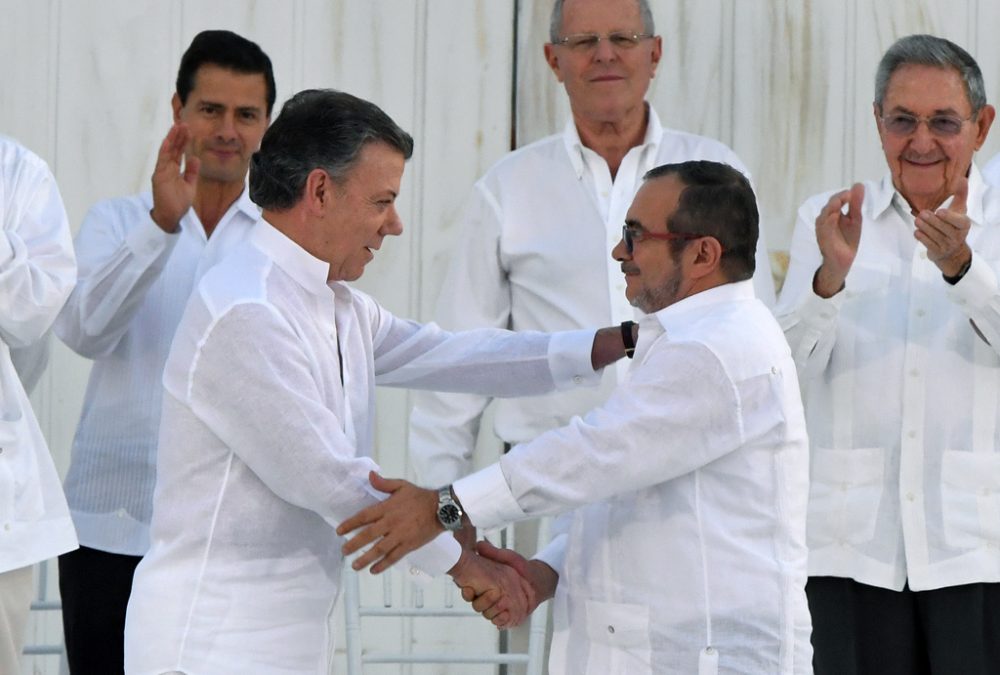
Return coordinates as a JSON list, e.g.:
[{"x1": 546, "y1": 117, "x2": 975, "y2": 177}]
[{"x1": 776, "y1": 34, "x2": 1000, "y2": 674}]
